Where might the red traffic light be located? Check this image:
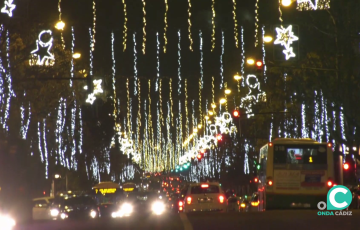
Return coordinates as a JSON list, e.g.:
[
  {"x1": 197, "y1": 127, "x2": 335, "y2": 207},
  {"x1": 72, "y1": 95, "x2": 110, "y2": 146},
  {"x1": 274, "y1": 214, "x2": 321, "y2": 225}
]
[
  {"x1": 216, "y1": 134, "x2": 222, "y2": 141},
  {"x1": 233, "y1": 110, "x2": 240, "y2": 118},
  {"x1": 343, "y1": 163, "x2": 350, "y2": 170},
  {"x1": 256, "y1": 61, "x2": 263, "y2": 67},
  {"x1": 254, "y1": 178, "x2": 258, "y2": 183},
  {"x1": 200, "y1": 149, "x2": 205, "y2": 154},
  {"x1": 197, "y1": 154, "x2": 202, "y2": 160}
]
